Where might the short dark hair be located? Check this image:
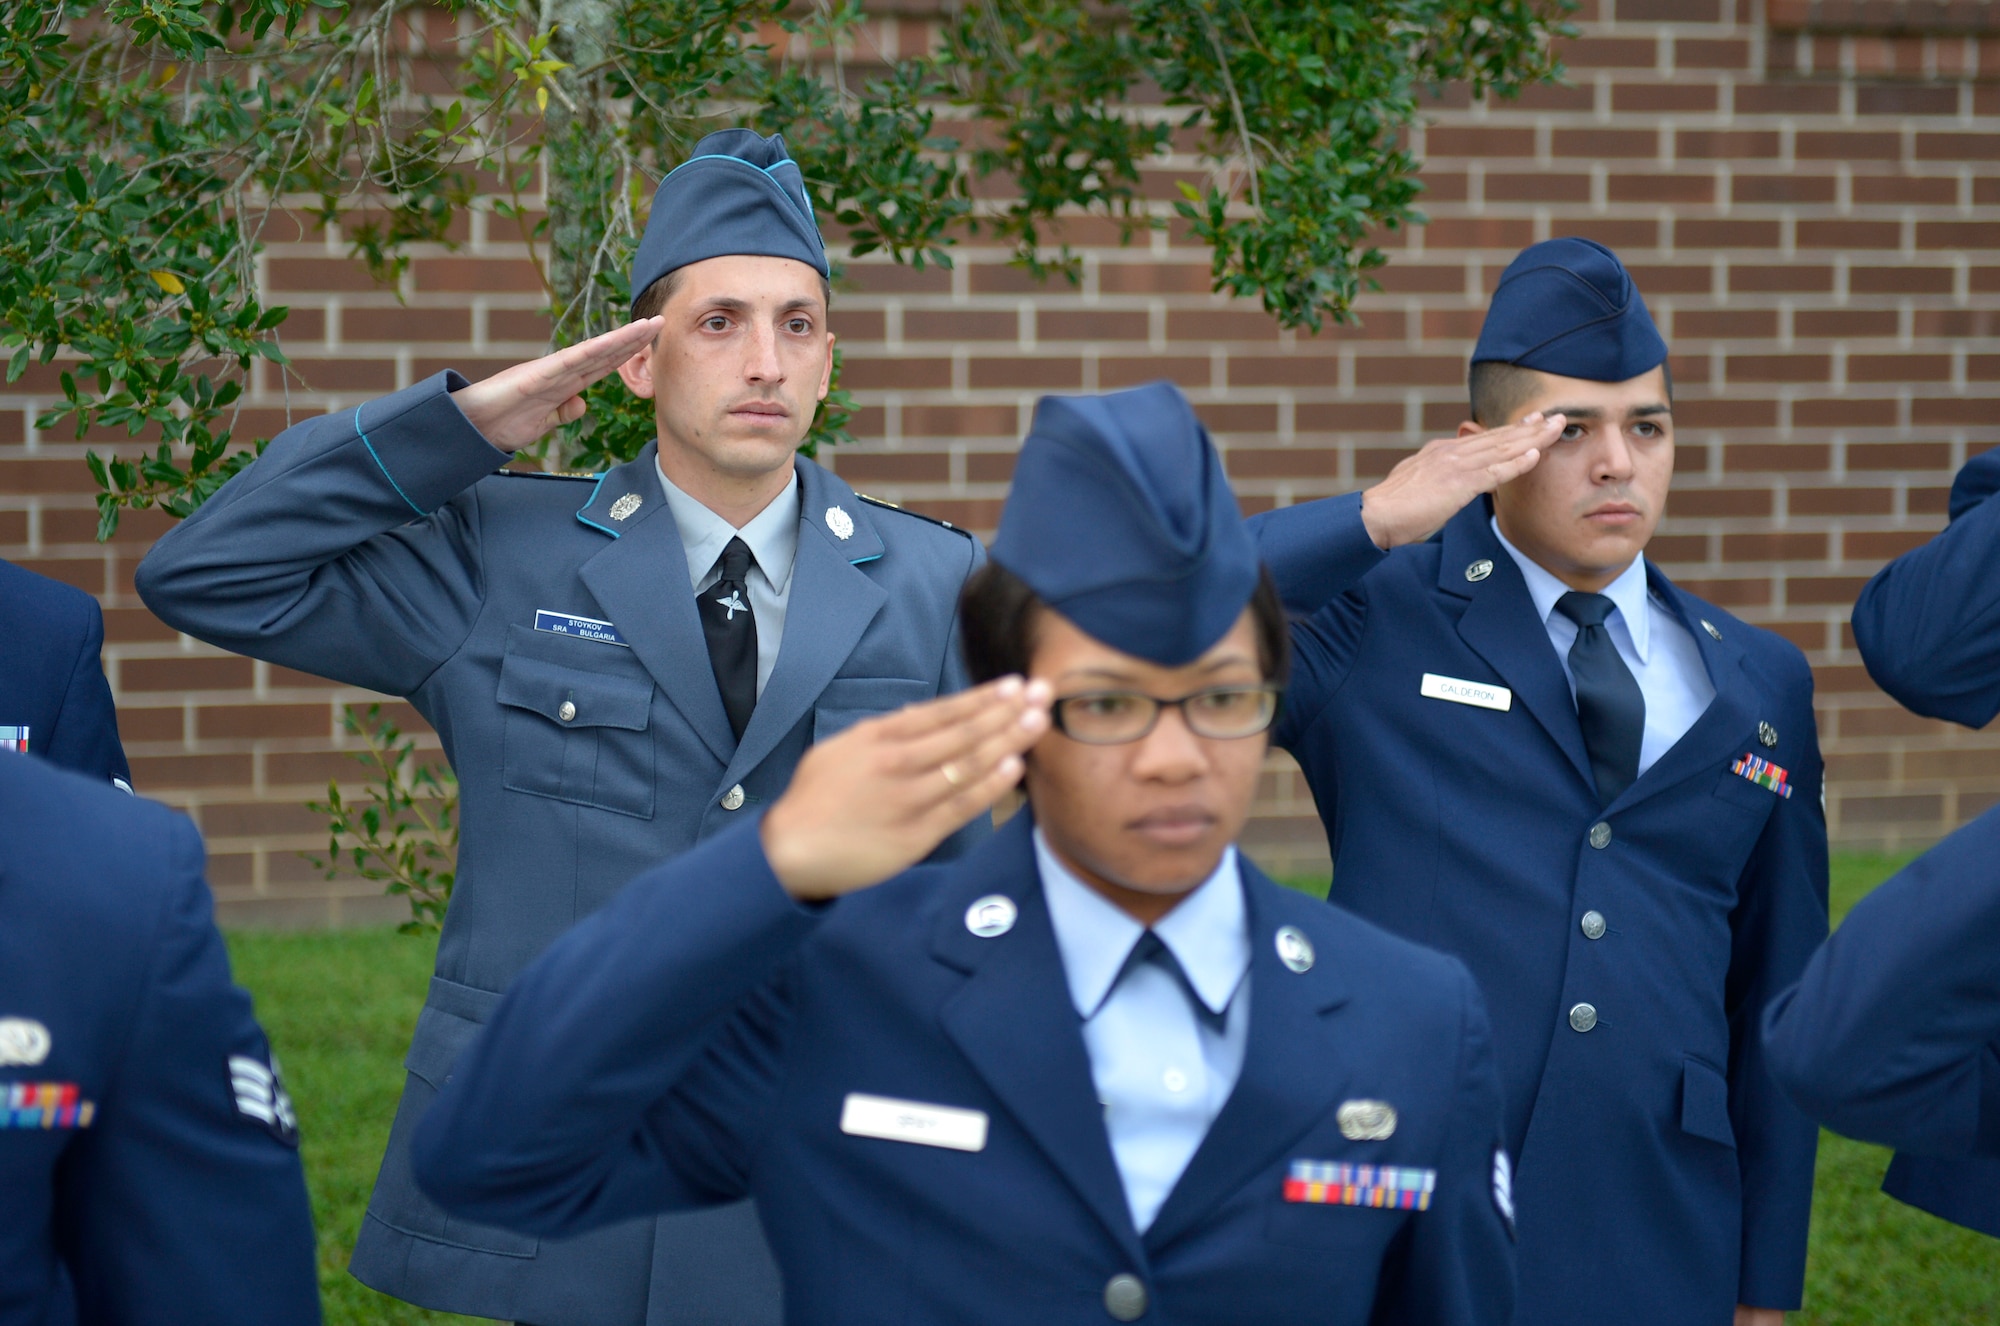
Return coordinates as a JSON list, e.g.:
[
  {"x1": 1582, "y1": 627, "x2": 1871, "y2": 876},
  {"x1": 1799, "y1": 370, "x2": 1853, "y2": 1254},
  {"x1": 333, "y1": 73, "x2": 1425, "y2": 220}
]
[
  {"x1": 1468, "y1": 358, "x2": 1674, "y2": 428},
  {"x1": 631, "y1": 266, "x2": 834, "y2": 321},
  {"x1": 958, "y1": 561, "x2": 1291, "y2": 688}
]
